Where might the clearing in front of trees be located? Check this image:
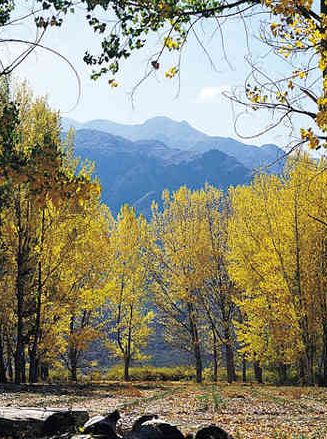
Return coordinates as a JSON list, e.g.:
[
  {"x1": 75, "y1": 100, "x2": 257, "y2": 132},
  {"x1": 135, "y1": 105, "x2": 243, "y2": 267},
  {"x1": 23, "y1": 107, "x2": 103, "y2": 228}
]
[{"x1": 1, "y1": 381, "x2": 326, "y2": 439}]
